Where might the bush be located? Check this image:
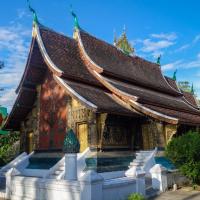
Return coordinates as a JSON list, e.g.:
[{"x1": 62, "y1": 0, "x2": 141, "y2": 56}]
[
  {"x1": 0, "y1": 132, "x2": 20, "y2": 165},
  {"x1": 127, "y1": 193, "x2": 145, "y2": 200},
  {"x1": 165, "y1": 131, "x2": 200, "y2": 184}
]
